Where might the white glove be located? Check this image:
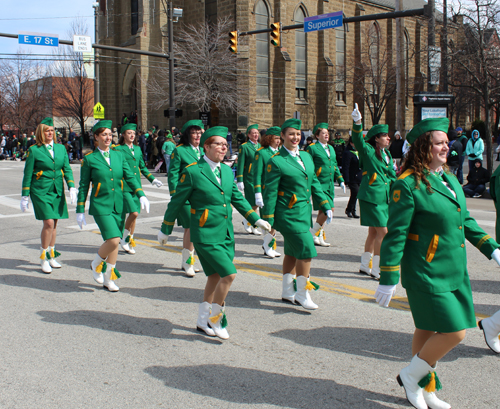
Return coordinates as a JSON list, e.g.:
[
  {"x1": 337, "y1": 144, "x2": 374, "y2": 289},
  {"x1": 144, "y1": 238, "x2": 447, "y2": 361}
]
[
  {"x1": 325, "y1": 209, "x2": 334, "y2": 224},
  {"x1": 351, "y1": 103, "x2": 362, "y2": 123},
  {"x1": 140, "y1": 196, "x2": 150, "y2": 213},
  {"x1": 491, "y1": 248, "x2": 500, "y2": 266},
  {"x1": 237, "y1": 182, "x2": 245, "y2": 192},
  {"x1": 20, "y1": 196, "x2": 30, "y2": 212},
  {"x1": 69, "y1": 187, "x2": 78, "y2": 204},
  {"x1": 340, "y1": 182, "x2": 346, "y2": 194},
  {"x1": 76, "y1": 213, "x2": 86, "y2": 230},
  {"x1": 152, "y1": 179, "x2": 163, "y2": 188},
  {"x1": 158, "y1": 231, "x2": 169, "y2": 246},
  {"x1": 255, "y1": 218, "x2": 271, "y2": 232},
  {"x1": 375, "y1": 284, "x2": 397, "y2": 308},
  {"x1": 255, "y1": 192, "x2": 264, "y2": 208}
]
